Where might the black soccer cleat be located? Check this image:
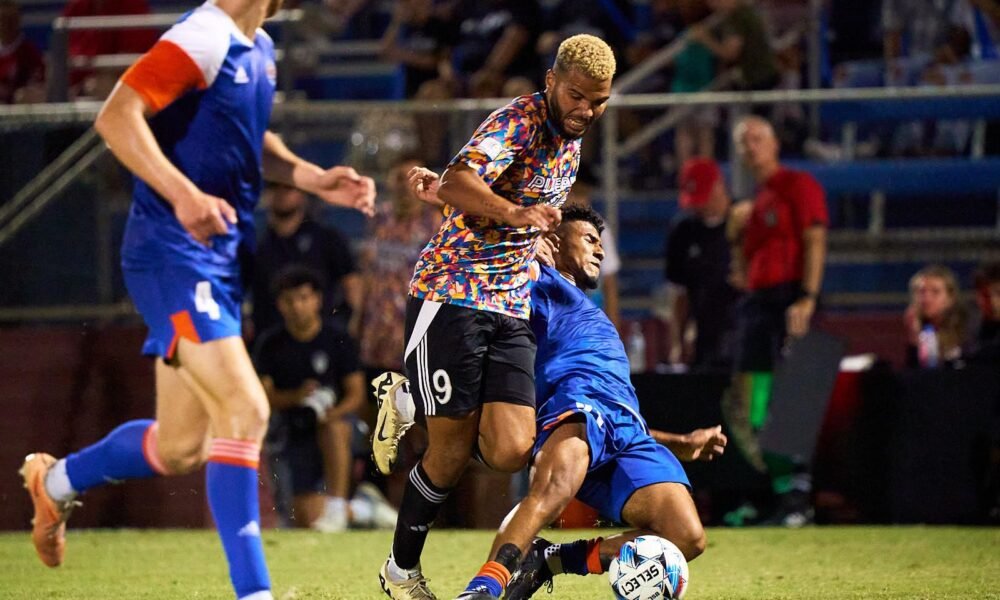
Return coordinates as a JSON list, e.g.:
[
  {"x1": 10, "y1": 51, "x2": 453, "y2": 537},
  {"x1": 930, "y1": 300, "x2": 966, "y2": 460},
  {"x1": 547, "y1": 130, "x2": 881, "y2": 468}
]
[{"x1": 504, "y1": 538, "x2": 556, "y2": 599}]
